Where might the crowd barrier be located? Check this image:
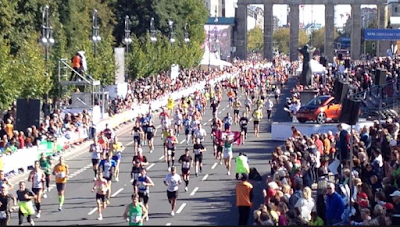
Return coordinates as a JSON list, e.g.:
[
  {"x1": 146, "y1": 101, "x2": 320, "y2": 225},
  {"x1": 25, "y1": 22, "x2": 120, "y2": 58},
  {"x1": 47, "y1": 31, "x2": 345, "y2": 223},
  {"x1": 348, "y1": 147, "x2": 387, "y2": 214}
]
[{"x1": 1, "y1": 71, "x2": 238, "y2": 176}]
